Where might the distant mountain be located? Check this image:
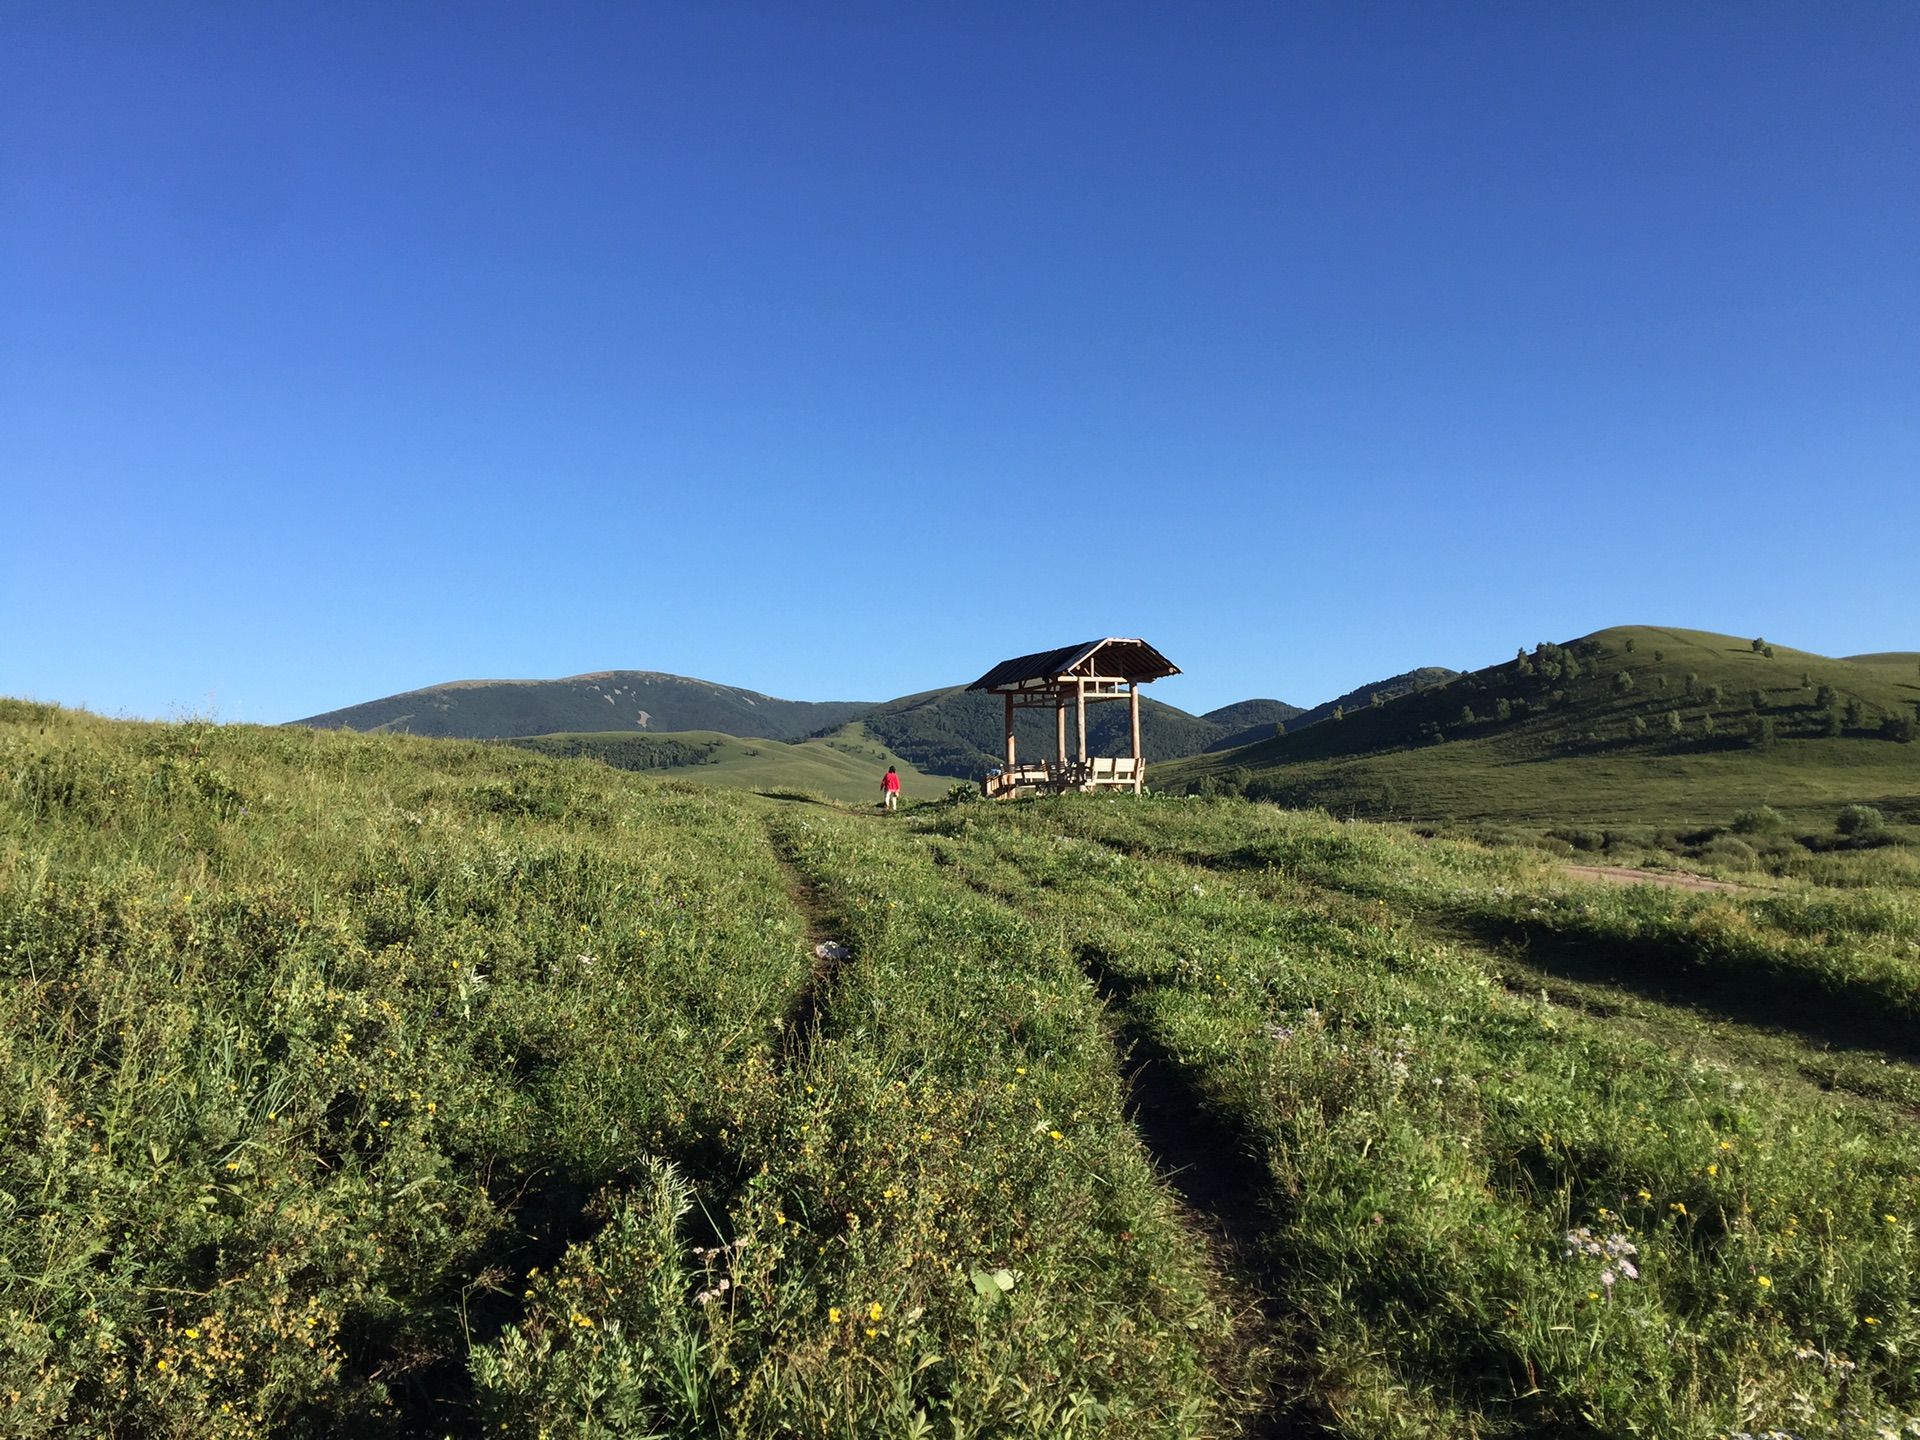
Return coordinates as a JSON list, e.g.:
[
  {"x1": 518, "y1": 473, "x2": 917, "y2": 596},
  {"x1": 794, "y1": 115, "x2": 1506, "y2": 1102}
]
[
  {"x1": 291, "y1": 661, "x2": 1466, "y2": 777},
  {"x1": 858, "y1": 686, "x2": 1223, "y2": 779},
  {"x1": 292, "y1": 671, "x2": 872, "y2": 742},
  {"x1": 1201, "y1": 698, "x2": 1304, "y2": 732},
  {"x1": 1280, "y1": 667, "x2": 1460, "y2": 733},
  {"x1": 1158, "y1": 626, "x2": 1920, "y2": 824},
  {"x1": 1200, "y1": 673, "x2": 1454, "y2": 753}
]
